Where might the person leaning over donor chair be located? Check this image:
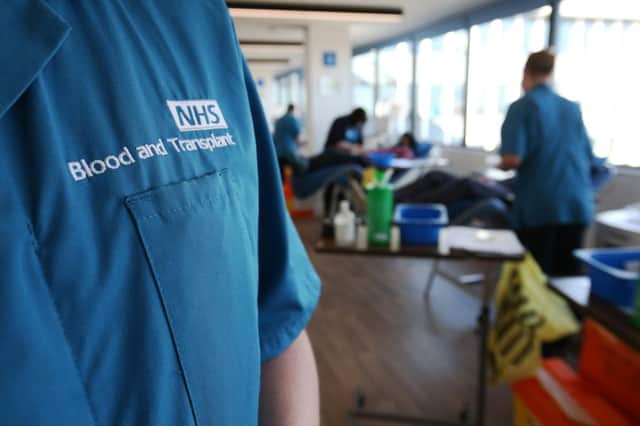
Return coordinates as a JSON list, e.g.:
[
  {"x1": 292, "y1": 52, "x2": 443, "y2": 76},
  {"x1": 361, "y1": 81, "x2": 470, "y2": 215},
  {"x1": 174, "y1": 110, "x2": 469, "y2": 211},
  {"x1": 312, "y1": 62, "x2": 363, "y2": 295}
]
[
  {"x1": 0, "y1": 2, "x2": 320, "y2": 426},
  {"x1": 499, "y1": 49, "x2": 595, "y2": 276},
  {"x1": 325, "y1": 107, "x2": 368, "y2": 155},
  {"x1": 301, "y1": 107, "x2": 371, "y2": 174}
]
